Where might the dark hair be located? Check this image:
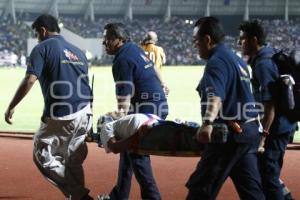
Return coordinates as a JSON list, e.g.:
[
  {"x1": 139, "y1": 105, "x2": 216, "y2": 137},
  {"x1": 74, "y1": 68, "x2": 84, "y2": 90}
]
[
  {"x1": 194, "y1": 16, "x2": 225, "y2": 44},
  {"x1": 238, "y1": 19, "x2": 266, "y2": 46},
  {"x1": 32, "y1": 14, "x2": 60, "y2": 33},
  {"x1": 104, "y1": 23, "x2": 131, "y2": 42}
]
